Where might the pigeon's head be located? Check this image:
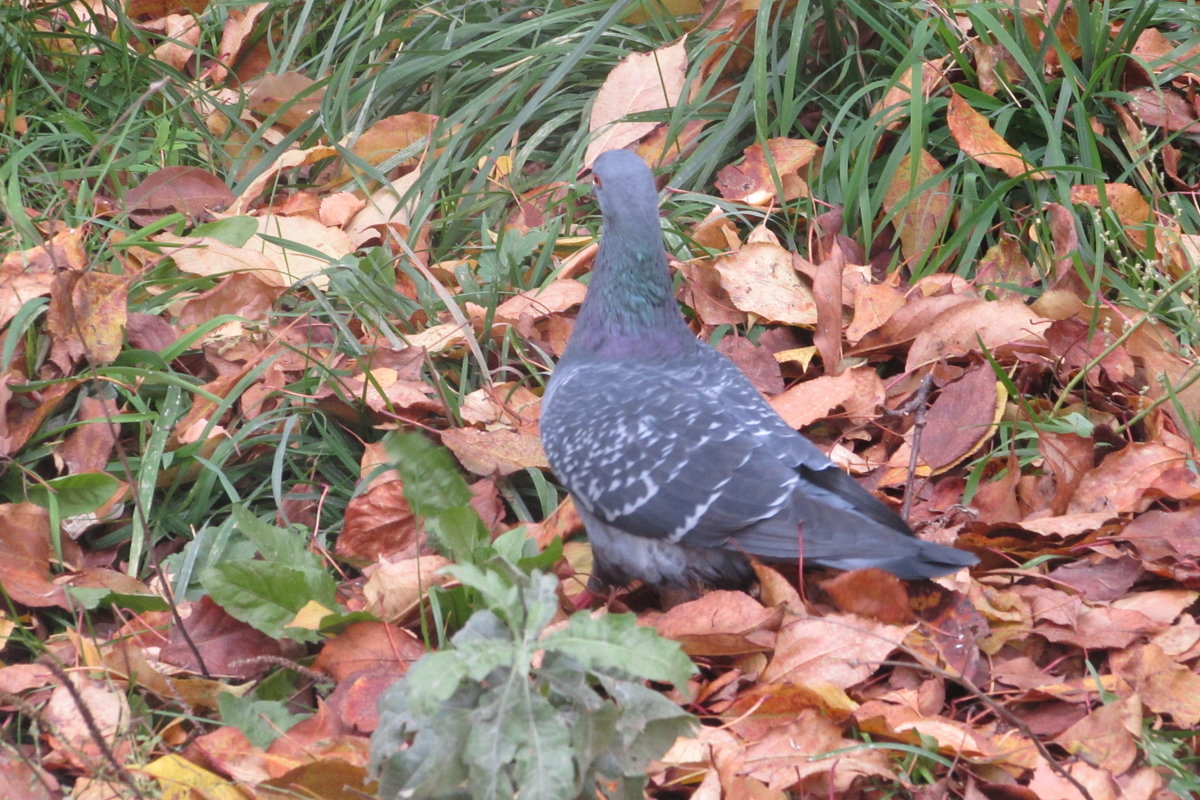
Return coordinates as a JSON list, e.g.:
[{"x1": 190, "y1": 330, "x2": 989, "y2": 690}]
[{"x1": 591, "y1": 150, "x2": 661, "y2": 222}]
